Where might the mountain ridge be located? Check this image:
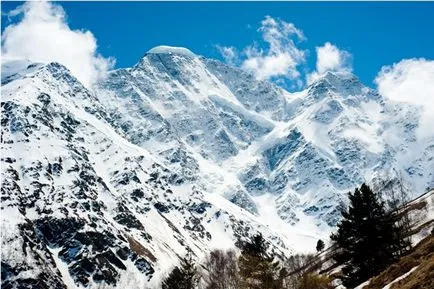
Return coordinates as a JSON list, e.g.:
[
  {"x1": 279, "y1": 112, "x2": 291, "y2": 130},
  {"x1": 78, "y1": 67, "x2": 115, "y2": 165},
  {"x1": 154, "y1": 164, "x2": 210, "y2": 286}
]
[{"x1": 1, "y1": 49, "x2": 433, "y2": 288}]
